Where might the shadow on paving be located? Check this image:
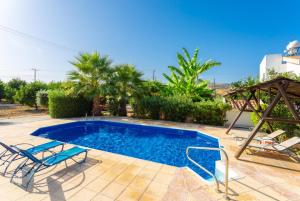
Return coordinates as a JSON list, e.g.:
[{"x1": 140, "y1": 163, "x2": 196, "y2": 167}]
[
  {"x1": 10, "y1": 157, "x2": 100, "y2": 201},
  {"x1": 0, "y1": 122, "x2": 16, "y2": 126},
  {"x1": 238, "y1": 151, "x2": 300, "y2": 173}
]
